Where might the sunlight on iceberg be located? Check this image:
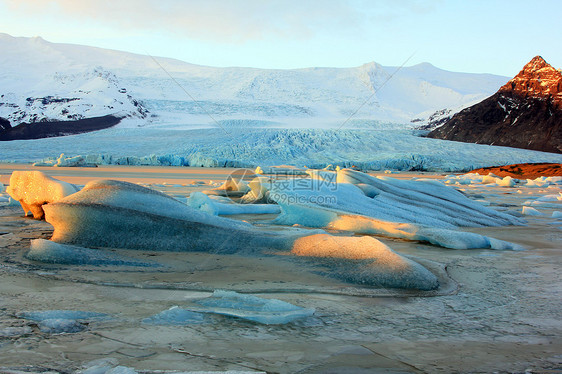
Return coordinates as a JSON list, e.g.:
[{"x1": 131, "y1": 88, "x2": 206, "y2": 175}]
[{"x1": 6, "y1": 170, "x2": 78, "y2": 219}]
